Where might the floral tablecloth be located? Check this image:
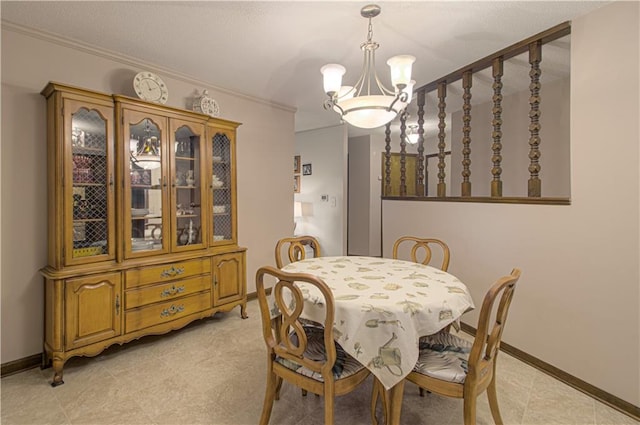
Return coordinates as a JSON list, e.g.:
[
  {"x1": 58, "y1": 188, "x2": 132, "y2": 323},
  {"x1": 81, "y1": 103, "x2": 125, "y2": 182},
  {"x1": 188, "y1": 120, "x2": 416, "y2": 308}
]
[{"x1": 281, "y1": 256, "x2": 475, "y2": 390}]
